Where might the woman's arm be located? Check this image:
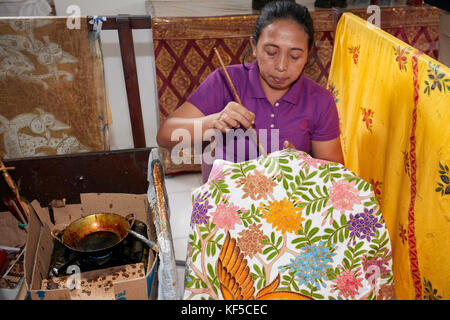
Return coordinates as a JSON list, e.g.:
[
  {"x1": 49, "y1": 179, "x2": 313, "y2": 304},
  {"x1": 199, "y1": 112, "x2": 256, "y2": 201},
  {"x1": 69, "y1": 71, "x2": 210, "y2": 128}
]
[
  {"x1": 156, "y1": 102, "x2": 212, "y2": 149},
  {"x1": 156, "y1": 101, "x2": 255, "y2": 149},
  {"x1": 283, "y1": 138, "x2": 344, "y2": 165},
  {"x1": 311, "y1": 137, "x2": 345, "y2": 165}
]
